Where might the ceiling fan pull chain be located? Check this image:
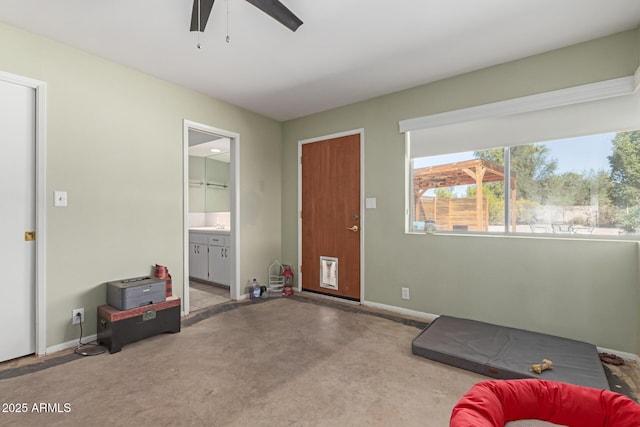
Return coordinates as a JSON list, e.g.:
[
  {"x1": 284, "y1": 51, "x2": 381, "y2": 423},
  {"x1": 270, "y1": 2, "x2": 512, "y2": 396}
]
[
  {"x1": 197, "y1": 0, "x2": 202, "y2": 49},
  {"x1": 226, "y1": 0, "x2": 230, "y2": 43}
]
